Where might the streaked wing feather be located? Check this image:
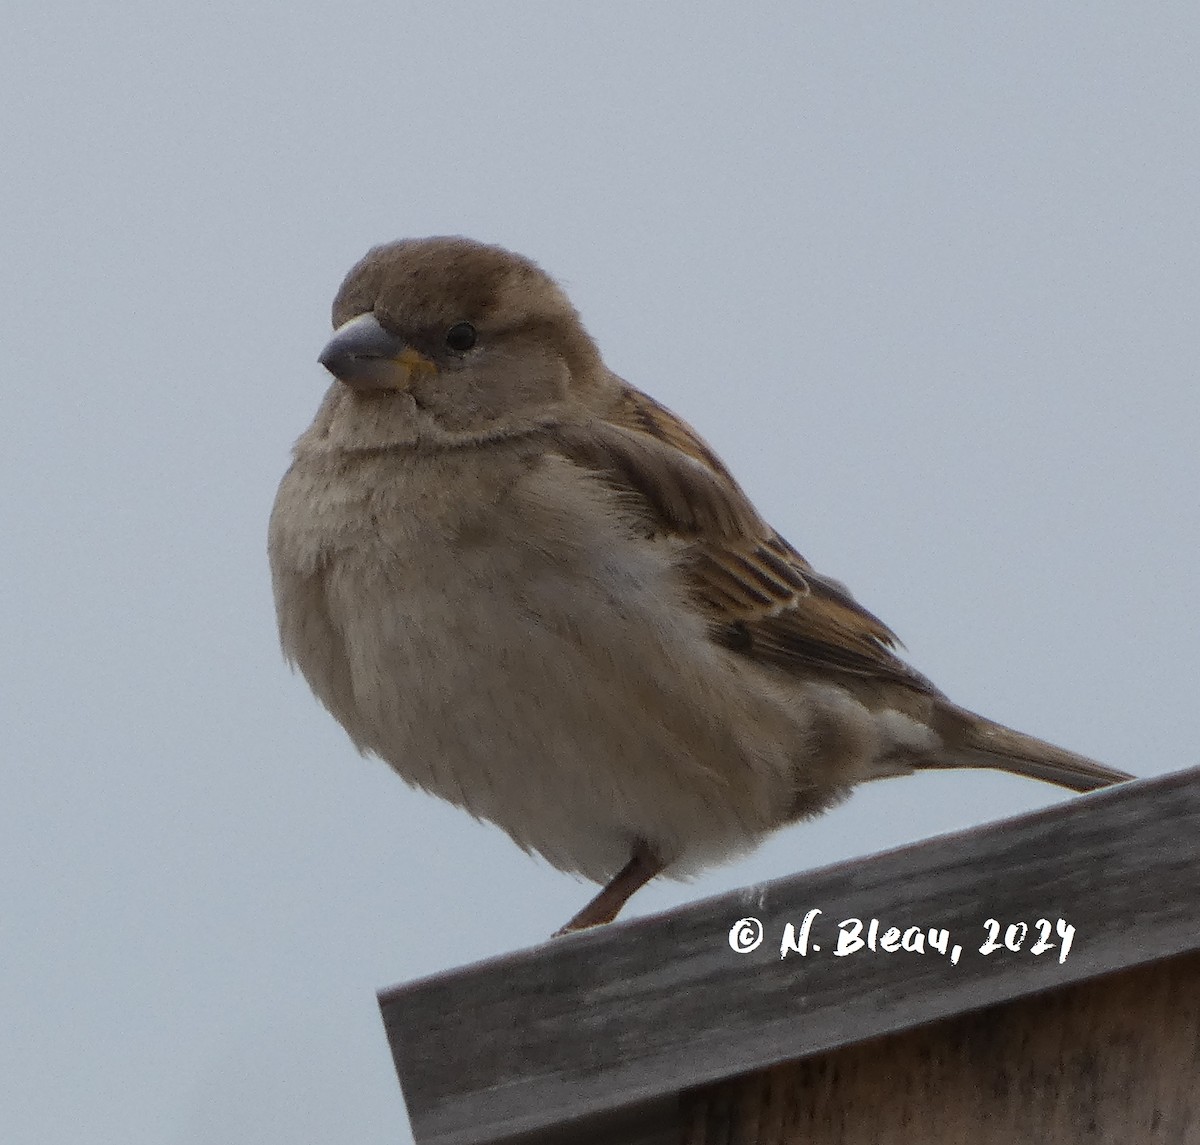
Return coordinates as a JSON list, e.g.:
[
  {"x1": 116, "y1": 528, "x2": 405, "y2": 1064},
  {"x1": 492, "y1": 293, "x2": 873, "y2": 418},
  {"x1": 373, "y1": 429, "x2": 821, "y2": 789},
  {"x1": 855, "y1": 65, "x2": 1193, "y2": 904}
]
[{"x1": 553, "y1": 382, "x2": 937, "y2": 693}]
